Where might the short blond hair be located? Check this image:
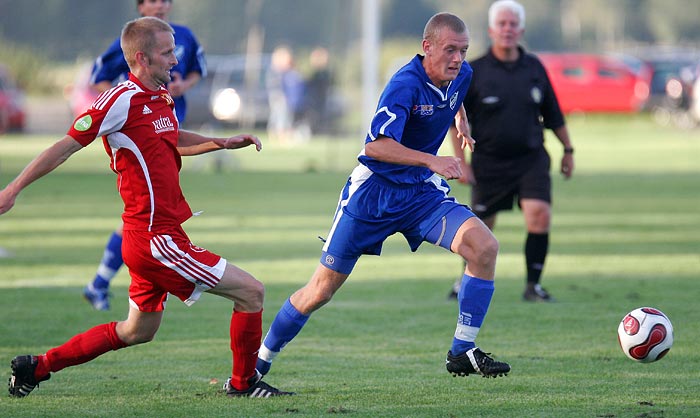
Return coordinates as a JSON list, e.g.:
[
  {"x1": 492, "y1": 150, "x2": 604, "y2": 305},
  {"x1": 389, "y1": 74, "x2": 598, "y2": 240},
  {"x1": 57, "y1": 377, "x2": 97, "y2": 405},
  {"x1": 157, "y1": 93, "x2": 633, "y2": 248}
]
[
  {"x1": 120, "y1": 16, "x2": 174, "y2": 68},
  {"x1": 423, "y1": 12, "x2": 468, "y2": 42}
]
